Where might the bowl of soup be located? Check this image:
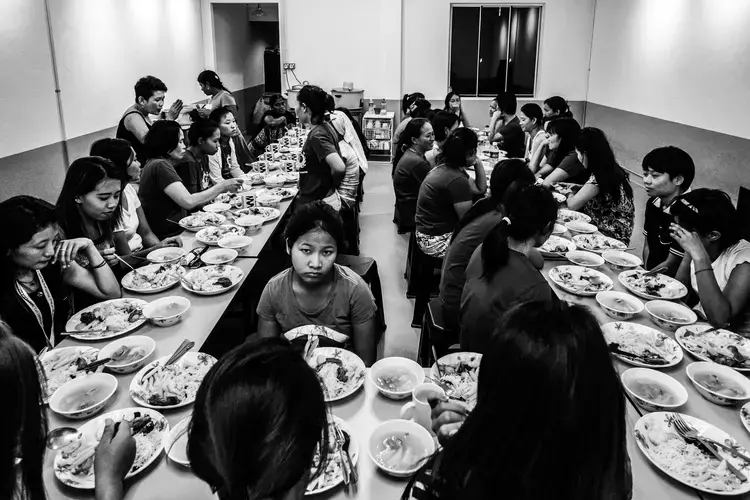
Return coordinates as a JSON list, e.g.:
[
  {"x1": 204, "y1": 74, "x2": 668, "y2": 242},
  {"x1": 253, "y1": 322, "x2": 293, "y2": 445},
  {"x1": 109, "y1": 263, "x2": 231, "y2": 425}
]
[
  {"x1": 98, "y1": 335, "x2": 156, "y2": 374},
  {"x1": 146, "y1": 247, "x2": 187, "y2": 264},
  {"x1": 644, "y1": 300, "x2": 698, "y2": 332},
  {"x1": 143, "y1": 296, "x2": 191, "y2": 327},
  {"x1": 200, "y1": 248, "x2": 238, "y2": 266},
  {"x1": 368, "y1": 419, "x2": 436, "y2": 477},
  {"x1": 234, "y1": 215, "x2": 265, "y2": 233},
  {"x1": 596, "y1": 291, "x2": 644, "y2": 320},
  {"x1": 218, "y1": 235, "x2": 253, "y2": 255},
  {"x1": 256, "y1": 194, "x2": 282, "y2": 209},
  {"x1": 686, "y1": 362, "x2": 750, "y2": 406},
  {"x1": 602, "y1": 250, "x2": 642, "y2": 271},
  {"x1": 621, "y1": 368, "x2": 688, "y2": 412},
  {"x1": 565, "y1": 250, "x2": 605, "y2": 267},
  {"x1": 49, "y1": 373, "x2": 118, "y2": 419},
  {"x1": 370, "y1": 357, "x2": 425, "y2": 400},
  {"x1": 564, "y1": 221, "x2": 597, "y2": 234}
]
